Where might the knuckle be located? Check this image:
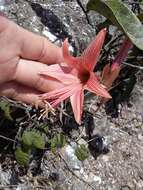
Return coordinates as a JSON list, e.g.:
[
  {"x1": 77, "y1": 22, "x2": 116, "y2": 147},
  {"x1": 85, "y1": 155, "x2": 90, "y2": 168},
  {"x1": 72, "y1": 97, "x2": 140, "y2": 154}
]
[{"x1": 38, "y1": 37, "x2": 46, "y2": 61}]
